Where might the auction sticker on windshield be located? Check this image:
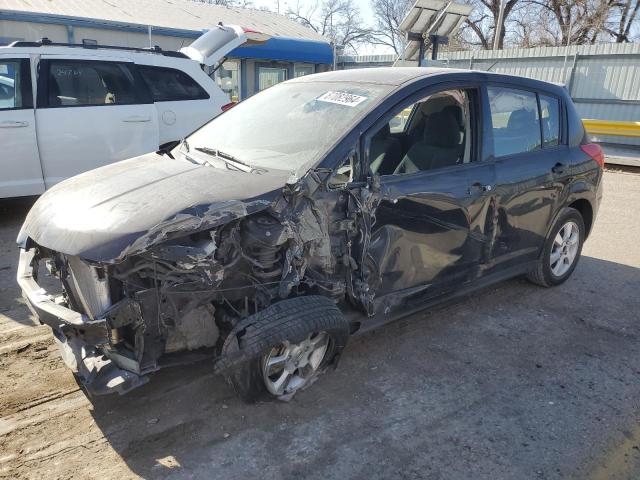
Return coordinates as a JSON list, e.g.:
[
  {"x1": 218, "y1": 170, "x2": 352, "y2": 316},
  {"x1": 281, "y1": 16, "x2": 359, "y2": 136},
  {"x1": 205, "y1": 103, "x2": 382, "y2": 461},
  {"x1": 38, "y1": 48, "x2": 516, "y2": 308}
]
[{"x1": 317, "y1": 91, "x2": 368, "y2": 107}]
